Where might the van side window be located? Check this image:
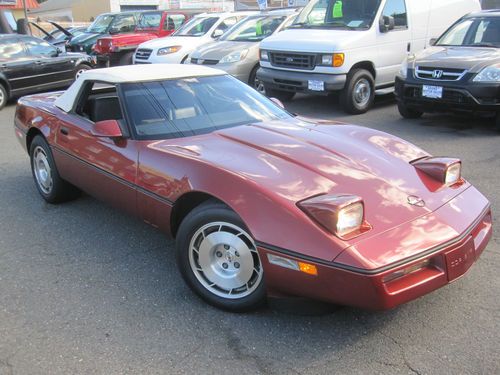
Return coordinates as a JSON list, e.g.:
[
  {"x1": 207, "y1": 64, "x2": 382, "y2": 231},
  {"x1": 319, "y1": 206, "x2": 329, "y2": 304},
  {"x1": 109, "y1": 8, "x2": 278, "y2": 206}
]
[{"x1": 382, "y1": 0, "x2": 408, "y2": 29}]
